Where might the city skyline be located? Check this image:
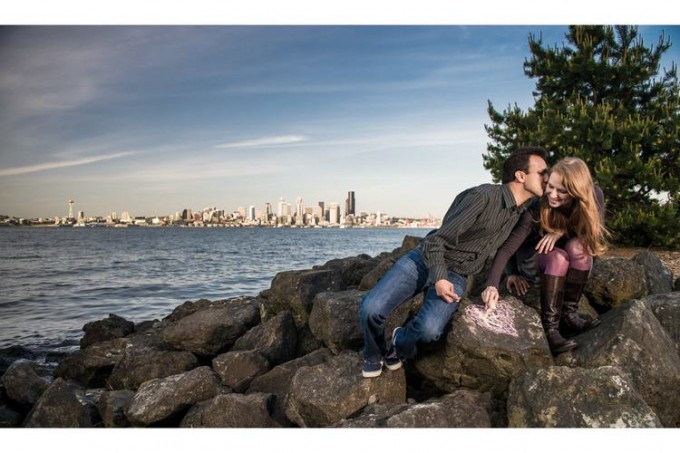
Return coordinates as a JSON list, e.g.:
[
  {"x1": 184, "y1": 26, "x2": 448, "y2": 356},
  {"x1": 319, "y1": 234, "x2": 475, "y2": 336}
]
[{"x1": 2, "y1": 12, "x2": 679, "y2": 219}]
